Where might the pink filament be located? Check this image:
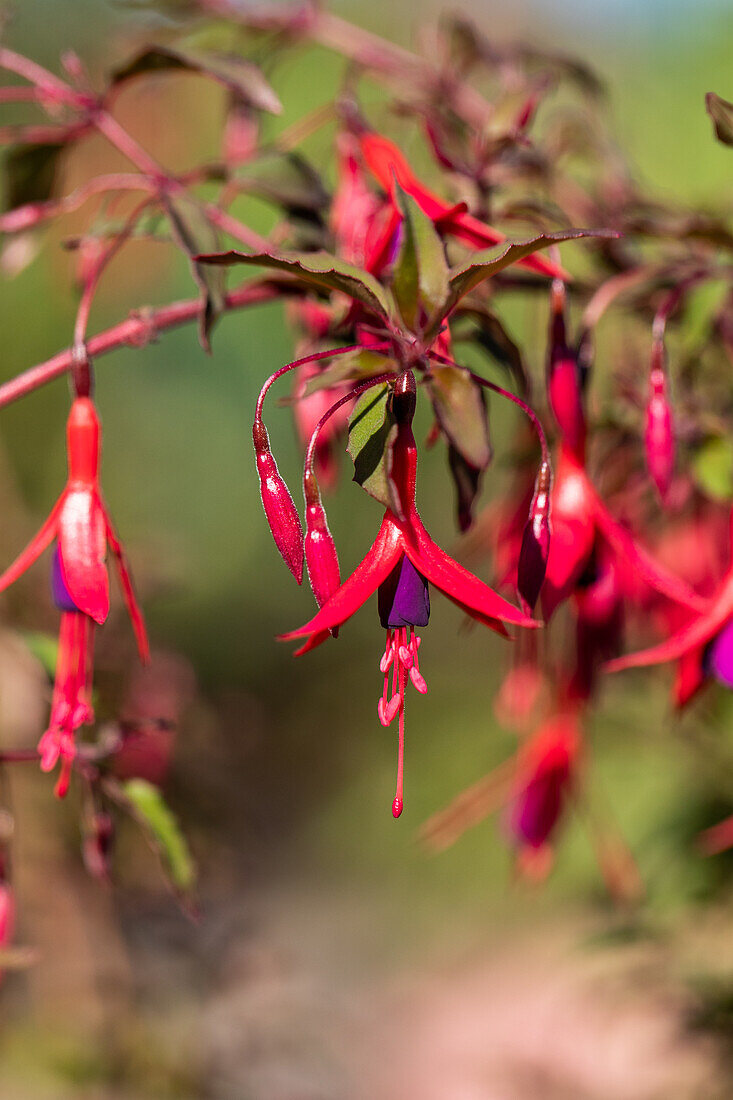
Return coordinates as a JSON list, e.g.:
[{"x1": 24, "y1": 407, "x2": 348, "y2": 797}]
[{"x1": 376, "y1": 627, "x2": 428, "y2": 817}]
